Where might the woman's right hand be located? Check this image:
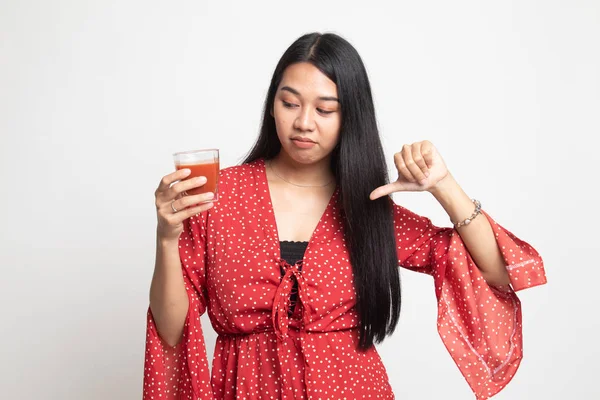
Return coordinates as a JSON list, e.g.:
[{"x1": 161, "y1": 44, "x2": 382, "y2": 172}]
[{"x1": 155, "y1": 169, "x2": 215, "y2": 242}]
